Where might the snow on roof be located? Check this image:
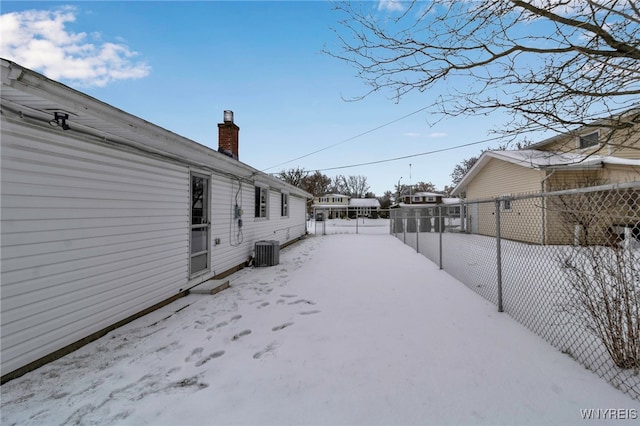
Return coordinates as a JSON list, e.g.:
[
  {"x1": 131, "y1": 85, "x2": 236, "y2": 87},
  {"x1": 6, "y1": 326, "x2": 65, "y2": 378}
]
[
  {"x1": 442, "y1": 198, "x2": 461, "y2": 204},
  {"x1": 313, "y1": 198, "x2": 381, "y2": 208},
  {"x1": 349, "y1": 198, "x2": 381, "y2": 208},
  {"x1": 452, "y1": 149, "x2": 640, "y2": 196},
  {"x1": 318, "y1": 194, "x2": 350, "y2": 198},
  {"x1": 410, "y1": 192, "x2": 442, "y2": 197}
]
